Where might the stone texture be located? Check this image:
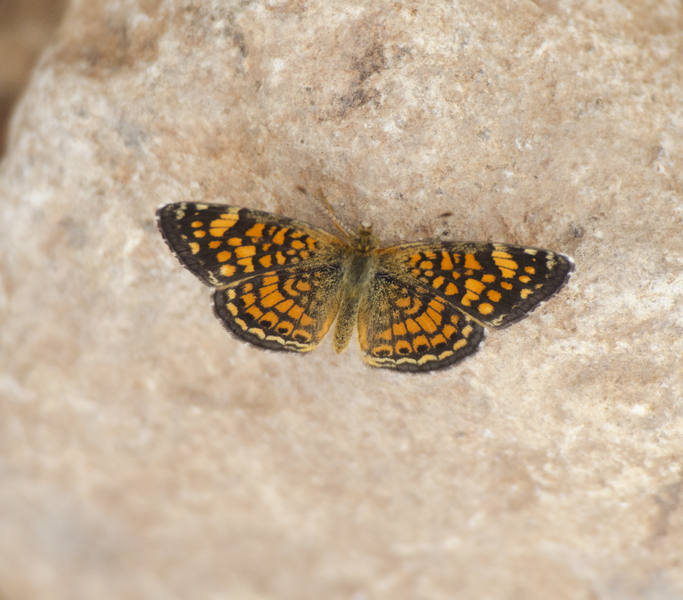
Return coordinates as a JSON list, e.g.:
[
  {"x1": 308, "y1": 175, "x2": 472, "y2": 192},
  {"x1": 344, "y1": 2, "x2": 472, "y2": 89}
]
[
  {"x1": 0, "y1": 0, "x2": 68, "y2": 155},
  {"x1": 1, "y1": 0, "x2": 682, "y2": 598}
]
